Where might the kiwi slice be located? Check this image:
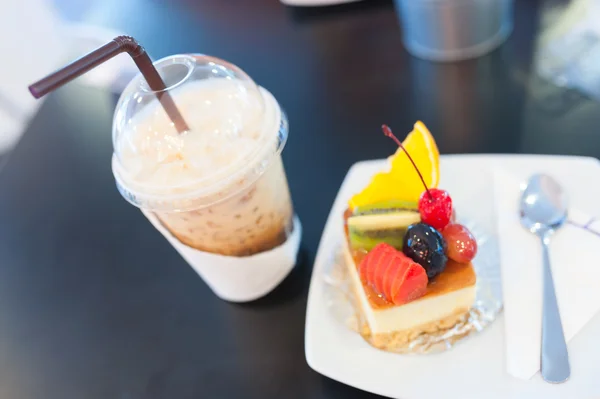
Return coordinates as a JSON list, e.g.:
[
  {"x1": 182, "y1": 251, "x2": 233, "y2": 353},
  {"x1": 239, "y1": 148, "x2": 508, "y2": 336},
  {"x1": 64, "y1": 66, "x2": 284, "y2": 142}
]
[
  {"x1": 348, "y1": 211, "x2": 420, "y2": 231},
  {"x1": 348, "y1": 202, "x2": 421, "y2": 251},
  {"x1": 353, "y1": 200, "x2": 418, "y2": 216},
  {"x1": 348, "y1": 227, "x2": 408, "y2": 251}
]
